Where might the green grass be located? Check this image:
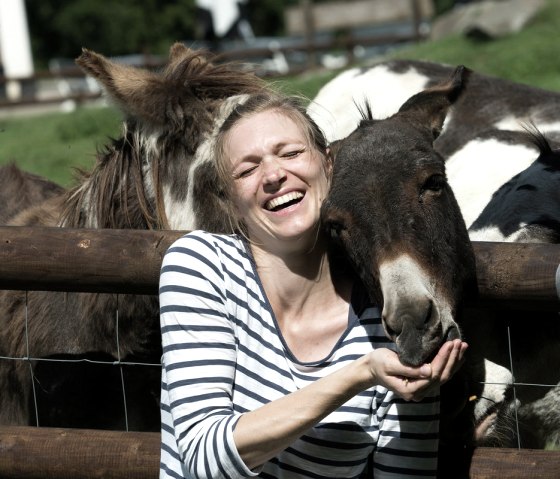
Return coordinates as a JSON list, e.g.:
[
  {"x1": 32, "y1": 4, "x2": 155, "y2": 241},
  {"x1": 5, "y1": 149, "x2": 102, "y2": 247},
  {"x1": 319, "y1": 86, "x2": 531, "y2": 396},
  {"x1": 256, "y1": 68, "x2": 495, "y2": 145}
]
[
  {"x1": 272, "y1": 68, "x2": 342, "y2": 100},
  {"x1": 1, "y1": 0, "x2": 559, "y2": 186},
  {"x1": 0, "y1": 105, "x2": 121, "y2": 186},
  {"x1": 387, "y1": 0, "x2": 560, "y2": 91}
]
